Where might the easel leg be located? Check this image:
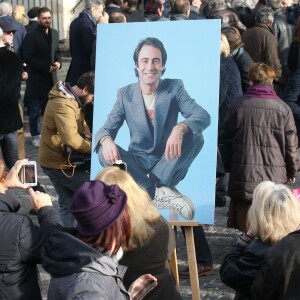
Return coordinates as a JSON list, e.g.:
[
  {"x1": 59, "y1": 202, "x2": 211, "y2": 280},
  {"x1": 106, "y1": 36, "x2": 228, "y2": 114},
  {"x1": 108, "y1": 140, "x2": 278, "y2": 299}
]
[
  {"x1": 169, "y1": 248, "x2": 179, "y2": 286},
  {"x1": 185, "y1": 226, "x2": 201, "y2": 300}
]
